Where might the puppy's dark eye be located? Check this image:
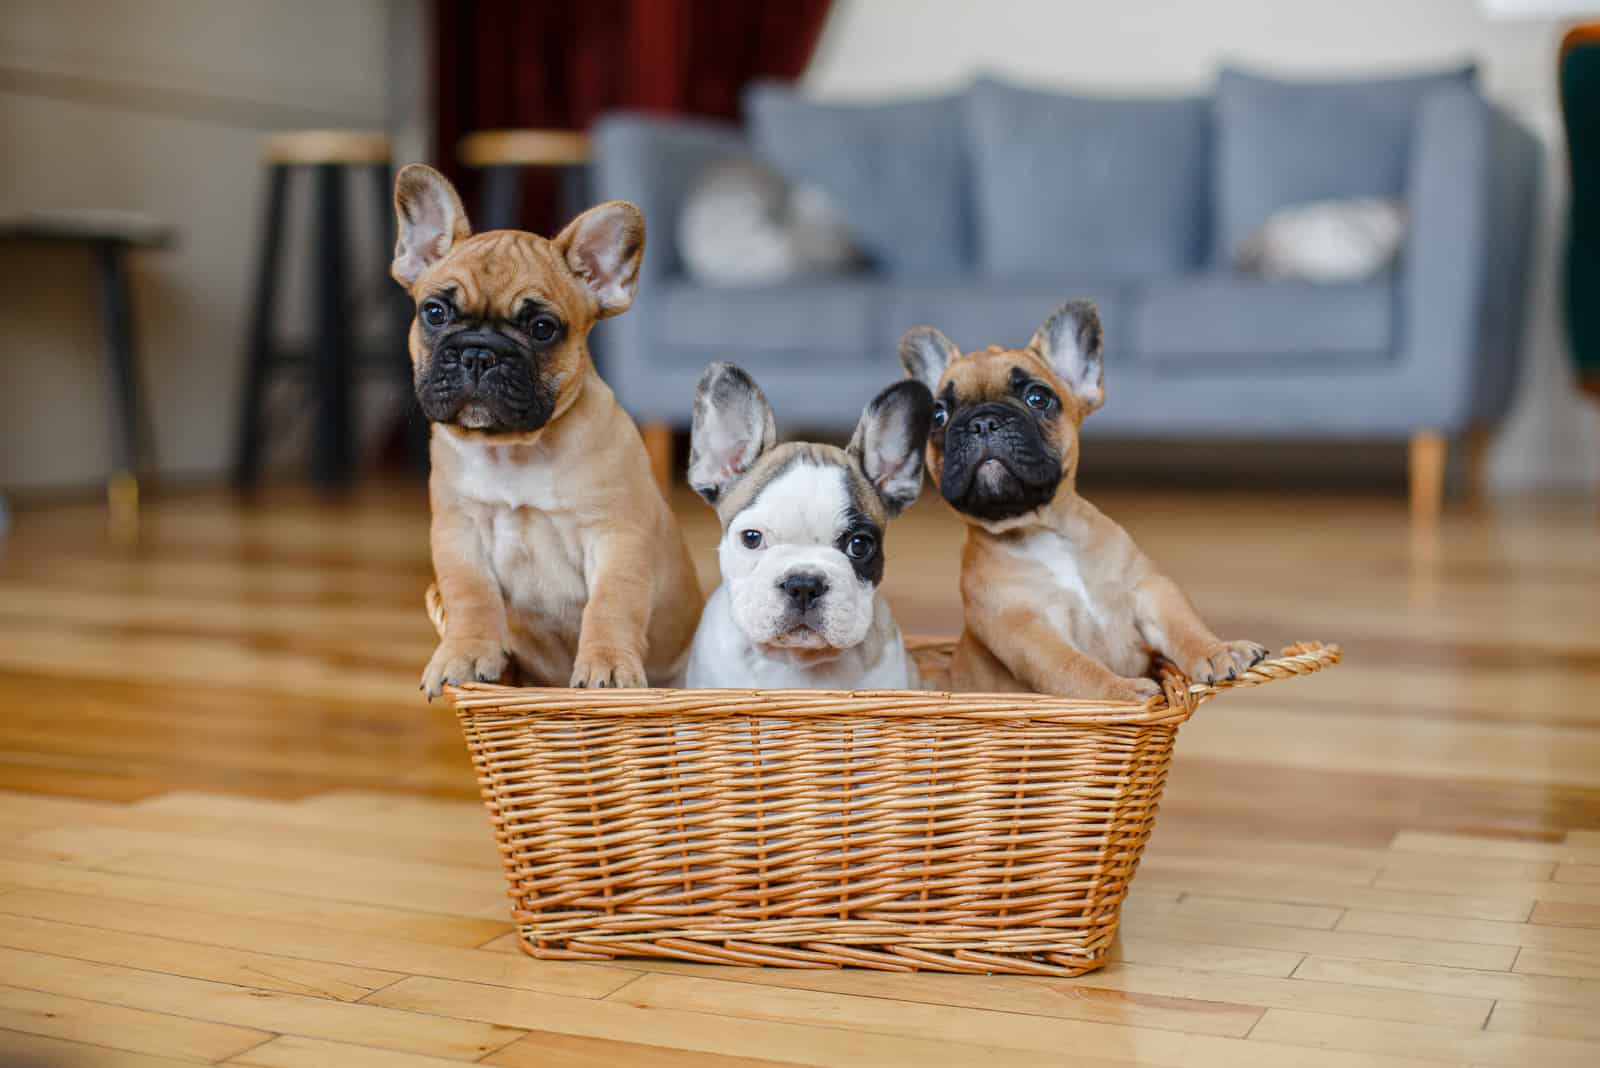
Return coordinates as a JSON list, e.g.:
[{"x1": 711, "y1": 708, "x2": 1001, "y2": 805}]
[
  {"x1": 1023, "y1": 384, "x2": 1056, "y2": 411},
  {"x1": 931, "y1": 403, "x2": 949, "y2": 429},
  {"x1": 421, "y1": 300, "x2": 451, "y2": 327},
  {"x1": 845, "y1": 533, "x2": 876, "y2": 560},
  {"x1": 528, "y1": 314, "x2": 559, "y2": 342},
  {"x1": 740, "y1": 529, "x2": 764, "y2": 550}
]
